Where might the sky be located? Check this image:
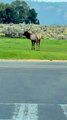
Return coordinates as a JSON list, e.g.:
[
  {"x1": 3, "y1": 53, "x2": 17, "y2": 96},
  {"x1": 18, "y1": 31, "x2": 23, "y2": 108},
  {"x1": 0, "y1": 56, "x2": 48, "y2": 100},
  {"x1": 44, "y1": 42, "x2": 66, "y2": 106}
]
[
  {"x1": 0, "y1": 0, "x2": 67, "y2": 3},
  {"x1": 32, "y1": 0, "x2": 67, "y2": 2}
]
